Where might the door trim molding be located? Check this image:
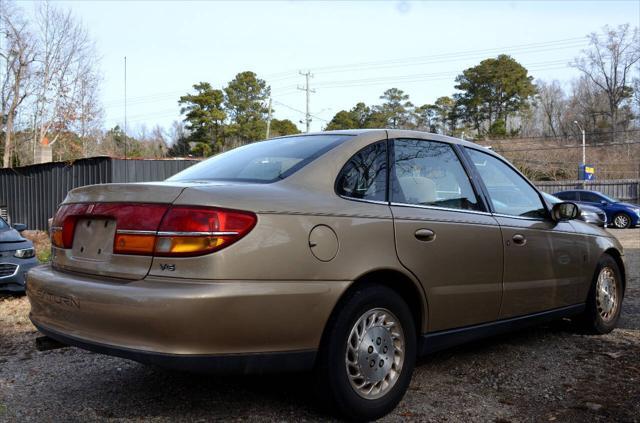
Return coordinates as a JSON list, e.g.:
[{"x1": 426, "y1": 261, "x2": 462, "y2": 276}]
[{"x1": 418, "y1": 303, "x2": 584, "y2": 356}]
